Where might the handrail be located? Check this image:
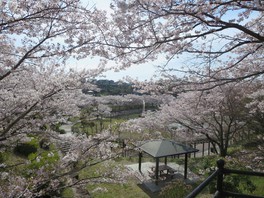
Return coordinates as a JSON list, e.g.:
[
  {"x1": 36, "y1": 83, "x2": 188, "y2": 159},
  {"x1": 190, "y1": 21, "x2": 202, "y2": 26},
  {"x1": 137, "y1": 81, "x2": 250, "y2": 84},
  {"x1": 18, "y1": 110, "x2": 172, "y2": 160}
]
[
  {"x1": 224, "y1": 169, "x2": 264, "y2": 177},
  {"x1": 186, "y1": 169, "x2": 219, "y2": 198},
  {"x1": 224, "y1": 191, "x2": 264, "y2": 198},
  {"x1": 186, "y1": 159, "x2": 264, "y2": 198}
]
